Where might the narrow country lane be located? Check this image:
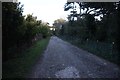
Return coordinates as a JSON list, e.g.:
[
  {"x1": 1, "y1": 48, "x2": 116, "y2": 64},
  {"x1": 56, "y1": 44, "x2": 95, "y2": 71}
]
[{"x1": 27, "y1": 36, "x2": 120, "y2": 78}]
